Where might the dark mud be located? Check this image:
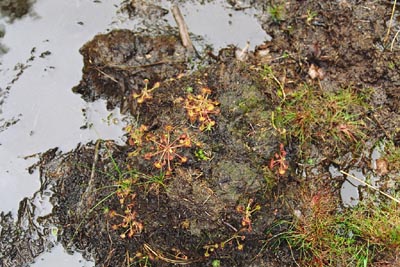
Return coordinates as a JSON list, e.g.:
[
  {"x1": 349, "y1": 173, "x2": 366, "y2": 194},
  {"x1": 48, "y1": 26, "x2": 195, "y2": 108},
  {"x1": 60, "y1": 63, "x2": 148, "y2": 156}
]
[
  {"x1": 258, "y1": 0, "x2": 400, "y2": 124},
  {"x1": 1, "y1": 0, "x2": 400, "y2": 266},
  {"x1": 0, "y1": 0, "x2": 35, "y2": 22},
  {"x1": 56, "y1": 31, "x2": 289, "y2": 265},
  {"x1": 72, "y1": 30, "x2": 190, "y2": 112},
  {"x1": 0, "y1": 148, "x2": 60, "y2": 267}
]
